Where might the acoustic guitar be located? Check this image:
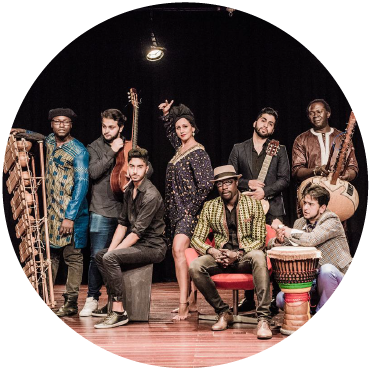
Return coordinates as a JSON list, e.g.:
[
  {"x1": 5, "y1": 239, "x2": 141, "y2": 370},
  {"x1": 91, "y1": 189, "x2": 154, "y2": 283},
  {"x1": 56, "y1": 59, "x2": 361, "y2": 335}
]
[
  {"x1": 297, "y1": 112, "x2": 359, "y2": 221},
  {"x1": 110, "y1": 88, "x2": 139, "y2": 195},
  {"x1": 243, "y1": 139, "x2": 280, "y2": 214}
]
